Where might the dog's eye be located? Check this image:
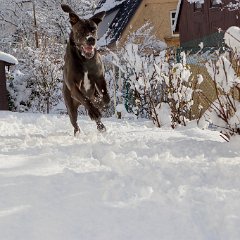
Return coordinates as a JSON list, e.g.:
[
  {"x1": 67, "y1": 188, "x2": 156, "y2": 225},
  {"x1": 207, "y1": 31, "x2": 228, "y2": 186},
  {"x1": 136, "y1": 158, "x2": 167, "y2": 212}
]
[{"x1": 89, "y1": 26, "x2": 97, "y2": 33}]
